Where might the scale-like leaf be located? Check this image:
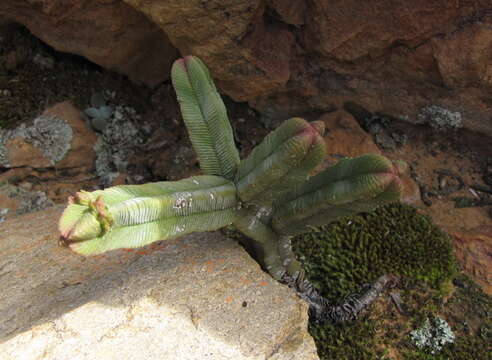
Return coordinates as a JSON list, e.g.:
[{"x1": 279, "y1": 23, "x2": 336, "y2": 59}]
[
  {"x1": 59, "y1": 176, "x2": 239, "y2": 255},
  {"x1": 235, "y1": 118, "x2": 326, "y2": 204},
  {"x1": 172, "y1": 56, "x2": 239, "y2": 180},
  {"x1": 272, "y1": 154, "x2": 405, "y2": 235}
]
